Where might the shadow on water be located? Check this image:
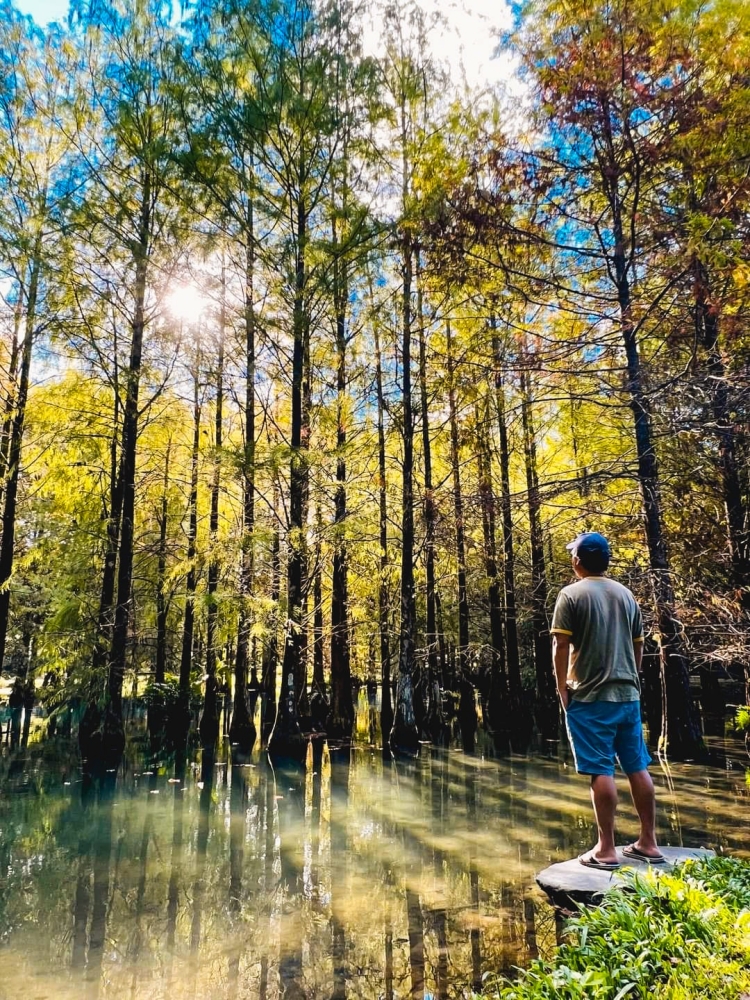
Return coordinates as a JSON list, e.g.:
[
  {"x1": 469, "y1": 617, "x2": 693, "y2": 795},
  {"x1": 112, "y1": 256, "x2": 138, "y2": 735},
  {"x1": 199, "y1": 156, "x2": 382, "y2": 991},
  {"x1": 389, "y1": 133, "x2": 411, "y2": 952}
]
[{"x1": 0, "y1": 710, "x2": 749, "y2": 998}]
